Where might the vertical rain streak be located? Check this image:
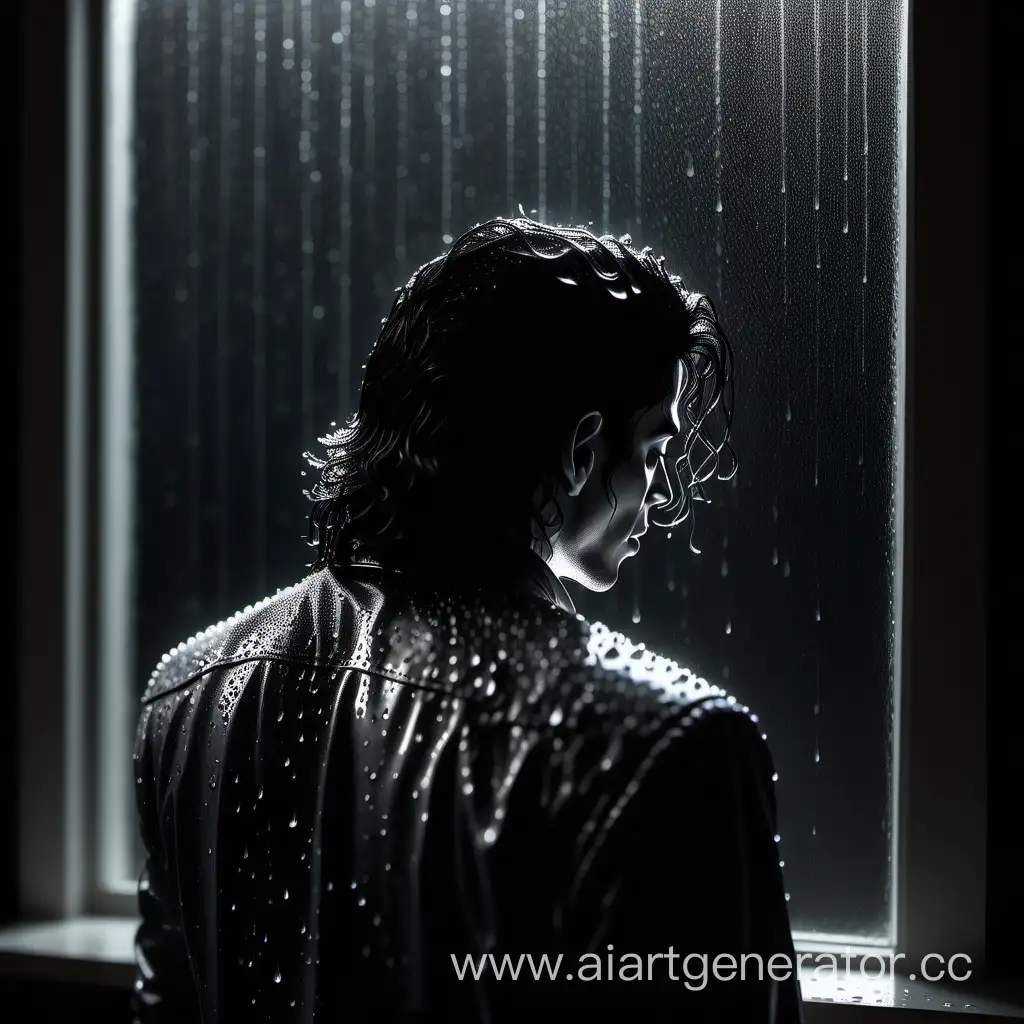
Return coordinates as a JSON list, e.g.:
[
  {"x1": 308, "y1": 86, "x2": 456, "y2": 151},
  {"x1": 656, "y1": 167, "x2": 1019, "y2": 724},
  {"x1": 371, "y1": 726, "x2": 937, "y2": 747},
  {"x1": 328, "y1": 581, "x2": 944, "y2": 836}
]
[
  {"x1": 453, "y1": 0, "x2": 468, "y2": 230},
  {"x1": 861, "y1": 0, "x2": 869, "y2": 495},
  {"x1": 568, "y1": 9, "x2": 579, "y2": 224},
  {"x1": 254, "y1": 0, "x2": 268, "y2": 595},
  {"x1": 440, "y1": 2, "x2": 454, "y2": 243},
  {"x1": 537, "y1": 0, "x2": 547, "y2": 222},
  {"x1": 812, "y1": 0, "x2": 821, "y2": 490},
  {"x1": 395, "y1": 1, "x2": 413, "y2": 265},
  {"x1": 843, "y1": 0, "x2": 850, "y2": 235},
  {"x1": 338, "y1": 0, "x2": 353, "y2": 417},
  {"x1": 862, "y1": 0, "x2": 870, "y2": 290},
  {"x1": 162, "y1": 3, "x2": 177, "y2": 231},
  {"x1": 632, "y1": 0, "x2": 643, "y2": 234},
  {"x1": 299, "y1": 0, "x2": 316, "y2": 453},
  {"x1": 186, "y1": 0, "x2": 201, "y2": 584},
  {"x1": 359, "y1": 0, "x2": 375, "y2": 409},
  {"x1": 215, "y1": 1, "x2": 234, "y2": 609},
  {"x1": 455, "y1": 0, "x2": 468, "y2": 140},
  {"x1": 714, "y1": 0, "x2": 723, "y2": 299},
  {"x1": 780, "y1": 0, "x2": 788, "y2": 305},
  {"x1": 600, "y1": 0, "x2": 611, "y2": 234},
  {"x1": 505, "y1": 0, "x2": 515, "y2": 214}
]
